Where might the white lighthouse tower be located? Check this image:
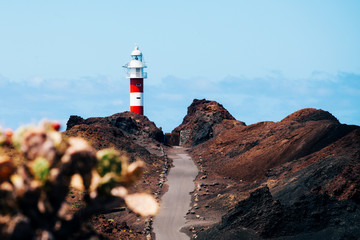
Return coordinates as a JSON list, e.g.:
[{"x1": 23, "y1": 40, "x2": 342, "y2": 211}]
[{"x1": 123, "y1": 45, "x2": 147, "y2": 115}]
